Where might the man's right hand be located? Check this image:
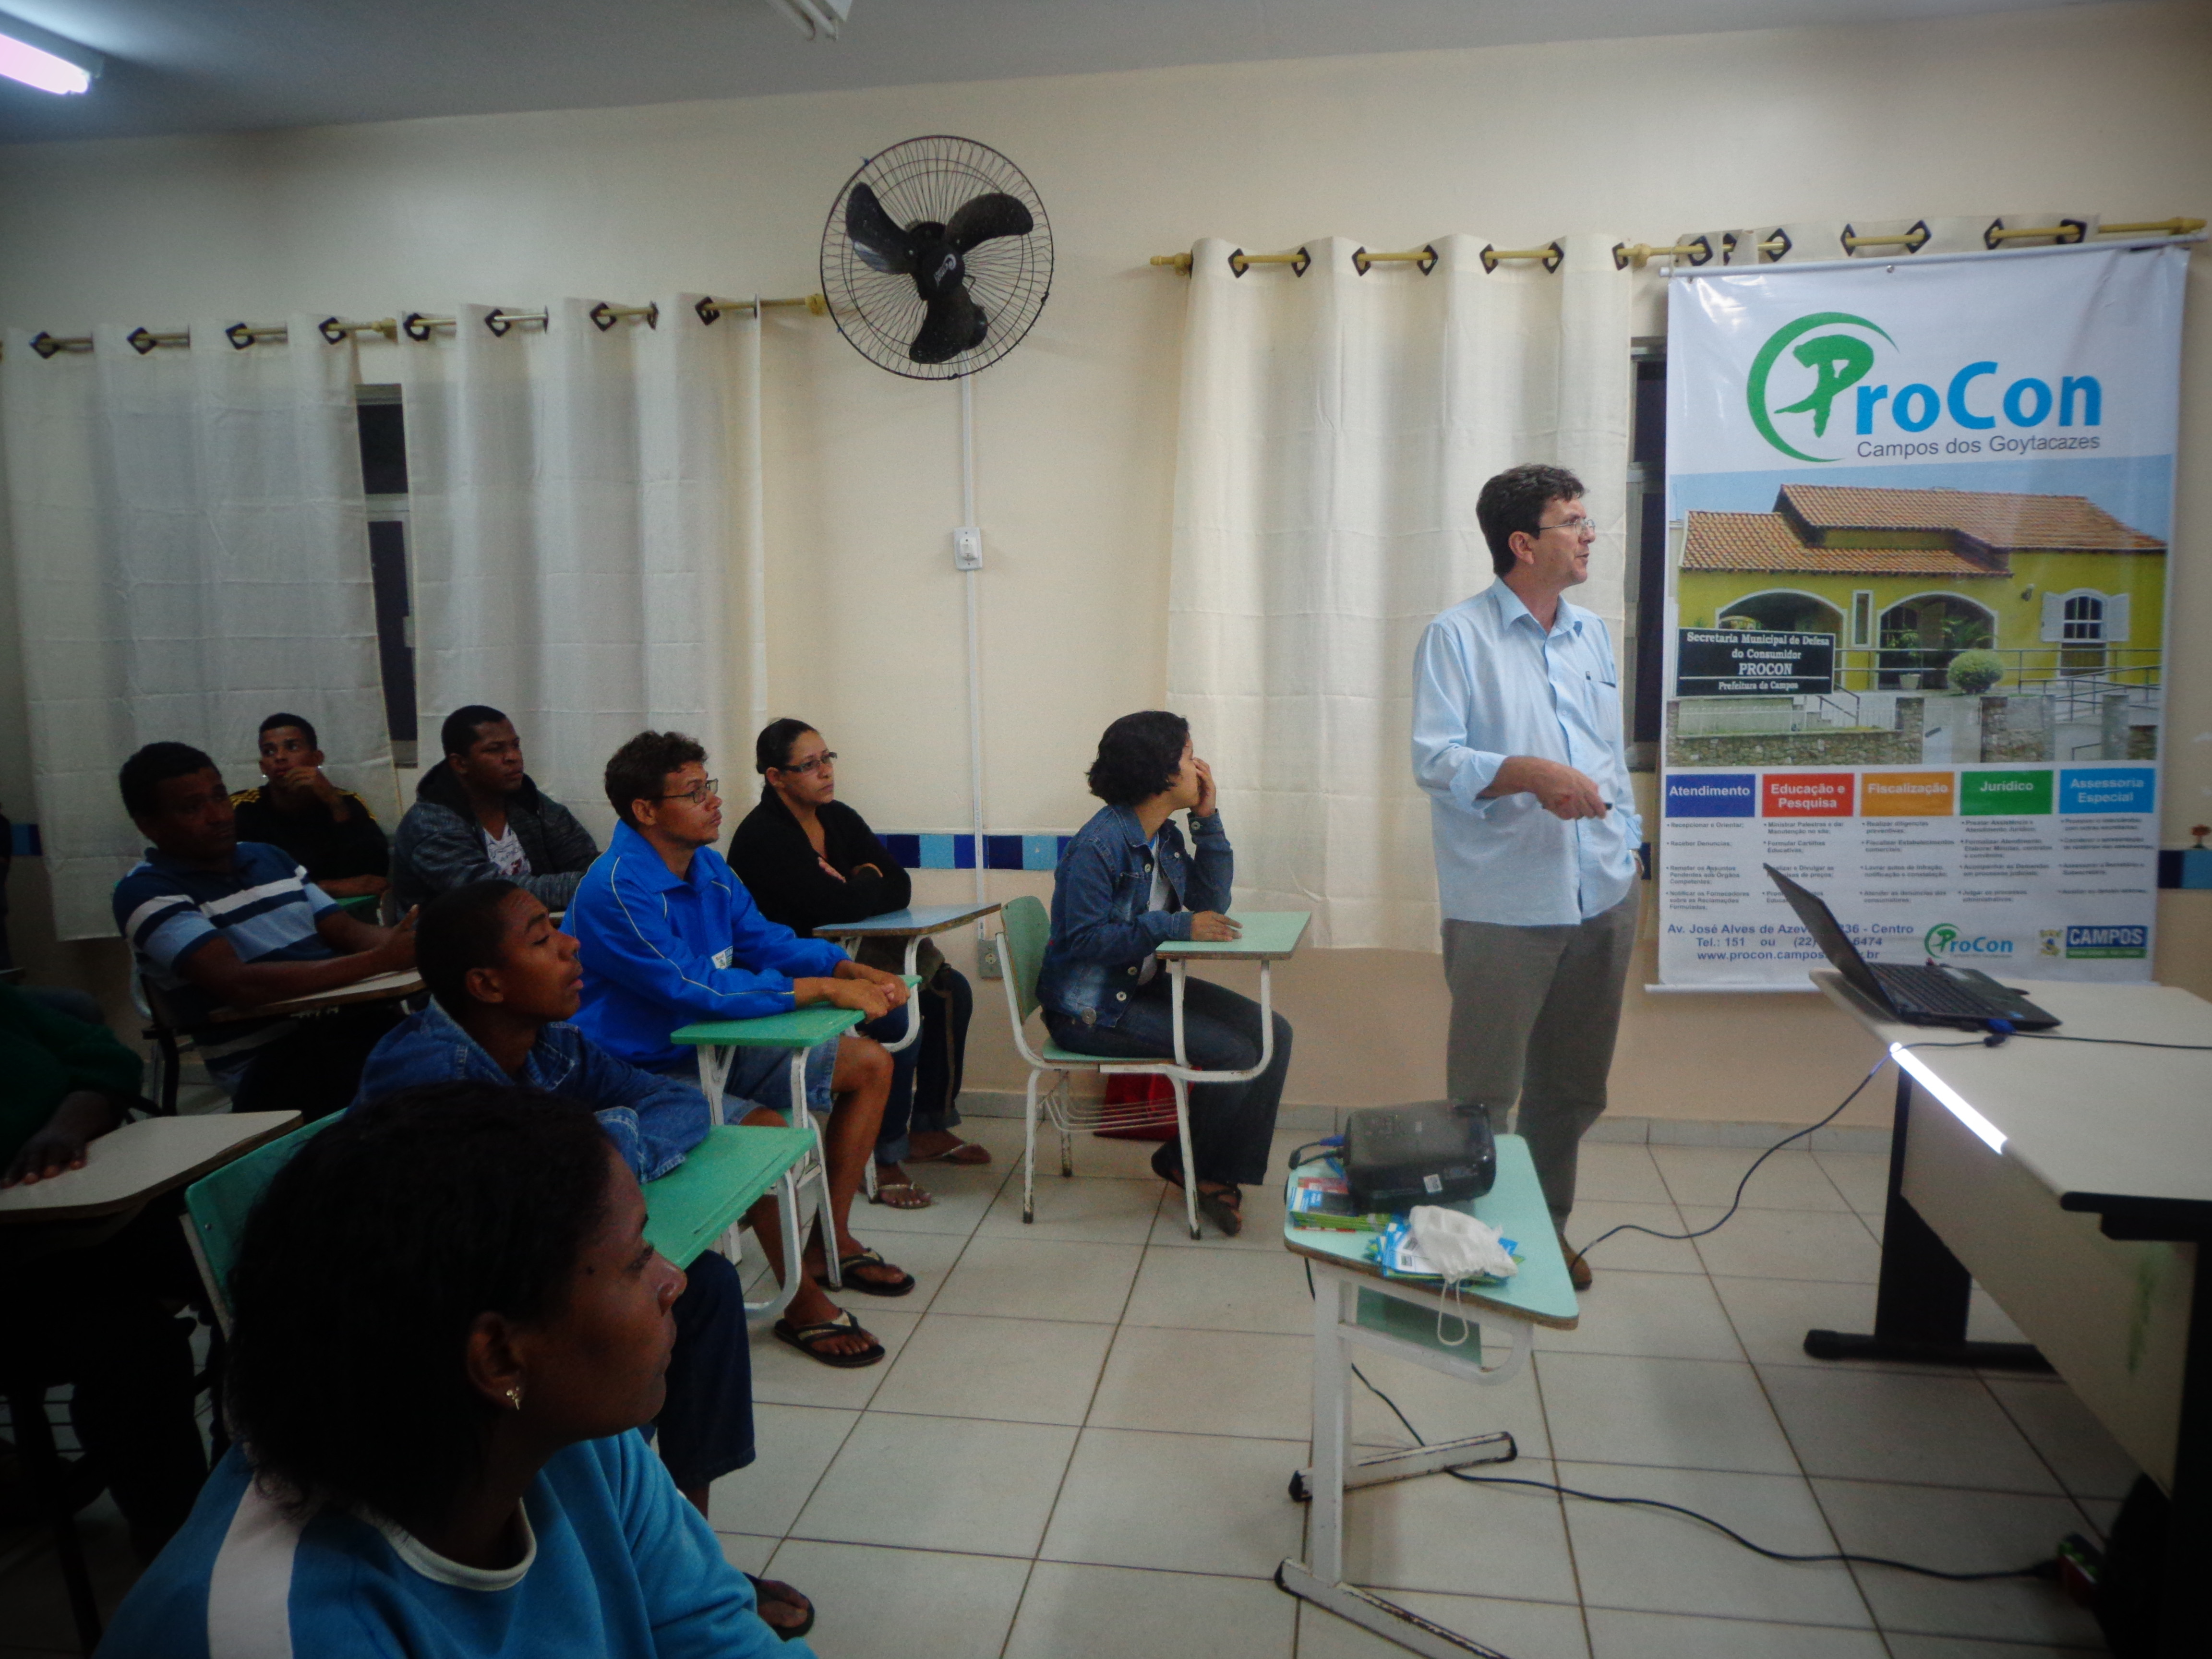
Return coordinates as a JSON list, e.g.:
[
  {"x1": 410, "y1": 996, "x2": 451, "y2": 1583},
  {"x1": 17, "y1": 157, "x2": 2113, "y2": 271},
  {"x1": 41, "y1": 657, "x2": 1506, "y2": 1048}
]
[
  {"x1": 1190, "y1": 911, "x2": 1242, "y2": 942},
  {"x1": 372, "y1": 907, "x2": 420, "y2": 973},
  {"x1": 1488, "y1": 757, "x2": 1608, "y2": 821},
  {"x1": 796, "y1": 976, "x2": 893, "y2": 1020}
]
